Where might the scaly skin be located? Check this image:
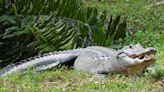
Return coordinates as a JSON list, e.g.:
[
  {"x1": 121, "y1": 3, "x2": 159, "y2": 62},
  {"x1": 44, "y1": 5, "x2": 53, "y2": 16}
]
[{"x1": 0, "y1": 44, "x2": 156, "y2": 76}]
